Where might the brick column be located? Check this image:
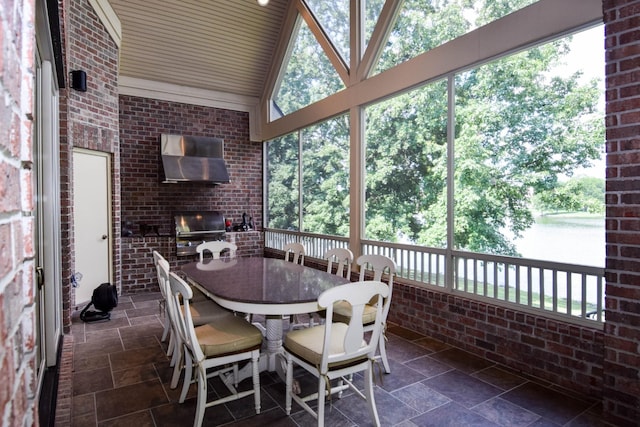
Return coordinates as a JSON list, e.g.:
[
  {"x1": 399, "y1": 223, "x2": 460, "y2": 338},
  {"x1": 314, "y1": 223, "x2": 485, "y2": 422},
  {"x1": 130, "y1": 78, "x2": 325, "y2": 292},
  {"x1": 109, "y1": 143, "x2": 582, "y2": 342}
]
[{"x1": 603, "y1": 1, "x2": 640, "y2": 425}]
